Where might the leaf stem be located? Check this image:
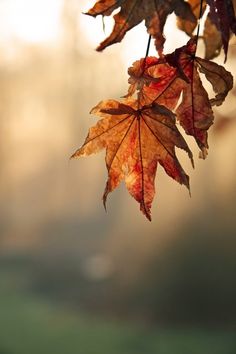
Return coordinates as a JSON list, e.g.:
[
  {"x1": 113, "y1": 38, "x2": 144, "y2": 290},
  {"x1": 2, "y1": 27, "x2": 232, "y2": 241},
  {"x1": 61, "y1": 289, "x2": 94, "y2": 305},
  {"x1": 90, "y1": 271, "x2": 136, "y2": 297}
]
[
  {"x1": 195, "y1": 0, "x2": 204, "y2": 54},
  {"x1": 145, "y1": 35, "x2": 152, "y2": 58},
  {"x1": 138, "y1": 35, "x2": 152, "y2": 109}
]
